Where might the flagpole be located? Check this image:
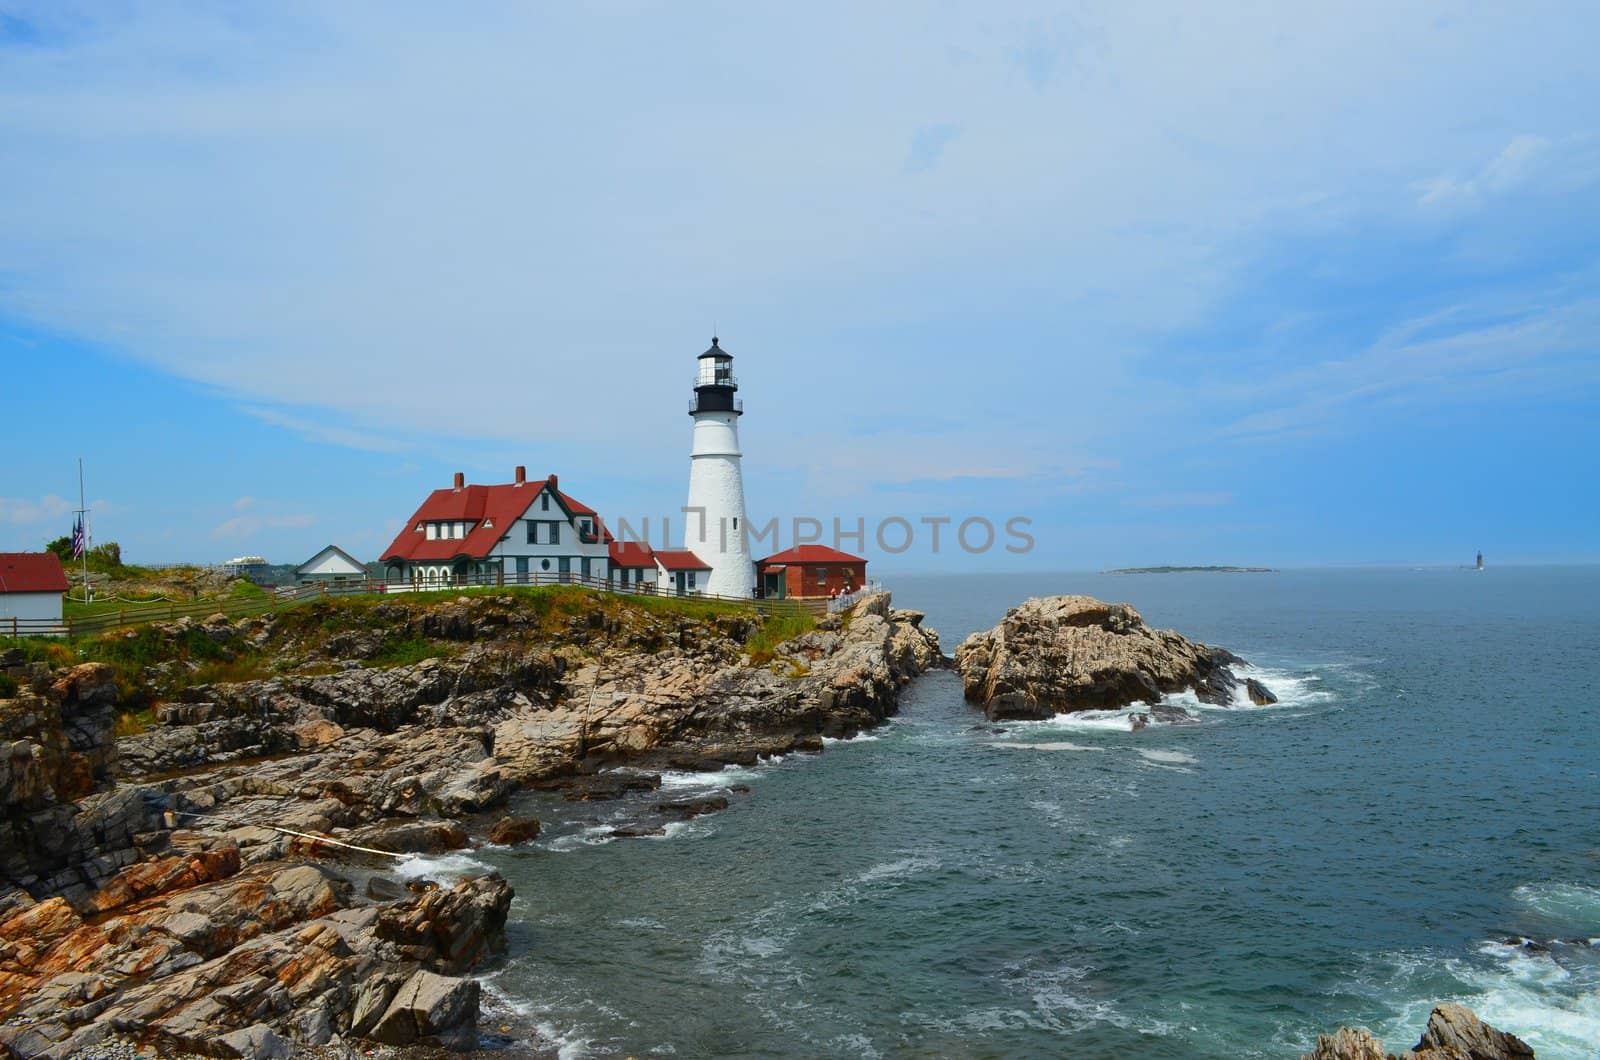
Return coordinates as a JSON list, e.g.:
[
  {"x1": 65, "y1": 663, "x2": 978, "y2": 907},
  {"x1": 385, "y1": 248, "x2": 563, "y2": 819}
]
[{"x1": 78, "y1": 457, "x2": 90, "y2": 603}]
